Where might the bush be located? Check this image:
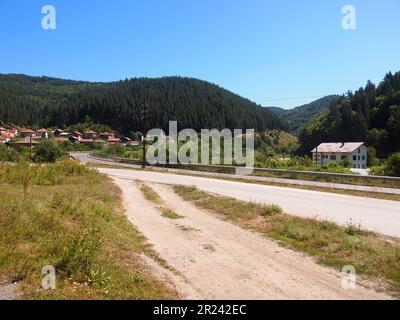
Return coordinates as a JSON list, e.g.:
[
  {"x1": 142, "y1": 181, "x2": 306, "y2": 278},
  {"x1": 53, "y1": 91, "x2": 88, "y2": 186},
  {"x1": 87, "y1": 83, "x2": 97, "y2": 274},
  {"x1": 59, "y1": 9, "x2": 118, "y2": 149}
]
[
  {"x1": 384, "y1": 152, "x2": 400, "y2": 177},
  {"x1": 320, "y1": 162, "x2": 351, "y2": 174},
  {"x1": 367, "y1": 146, "x2": 380, "y2": 167},
  {"x1": 338, "y1": 158, "x2": 352, "y2": 168},
  {"x1": 262, "y1": 204, "x2": 283, "y2": 216},
  {"x1": 34, "y1": 140, "x2": 64, "y2": 163},
  {"x1": 370, "y1": 165, "x2": 385, "y2": 176},
  {"x1": 0, "y1": 144, "x2": 19, "y2": 162}
]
